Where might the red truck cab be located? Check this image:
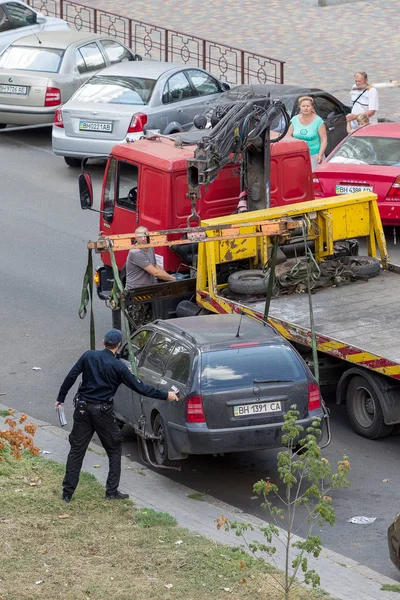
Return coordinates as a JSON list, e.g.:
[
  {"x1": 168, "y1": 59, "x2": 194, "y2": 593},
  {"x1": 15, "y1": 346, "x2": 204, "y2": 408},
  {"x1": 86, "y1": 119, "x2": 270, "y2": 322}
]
[{"x1": 96, "y1": 135, "x2": 313, "y2": 286}]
